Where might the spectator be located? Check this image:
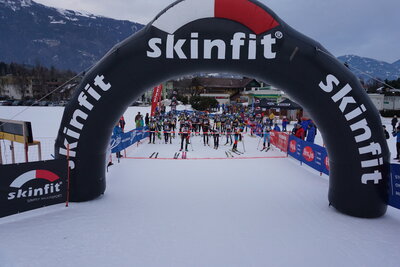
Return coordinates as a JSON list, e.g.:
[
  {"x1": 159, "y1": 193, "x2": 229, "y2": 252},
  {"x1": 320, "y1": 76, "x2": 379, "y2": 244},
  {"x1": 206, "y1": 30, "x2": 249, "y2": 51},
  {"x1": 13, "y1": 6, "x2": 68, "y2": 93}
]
[
  {"x1": 383, "y1": 125, "x2": 389, "y2": 140},
  {"x1": 145, "y1": 113, "x2": 149, "y2": 126},
  {"x1": 273, "y1": 123, "x2": 281, "y2": 132},
  {"x1": 282, "y1": 117, "x2": 288, "y2": 132},
  {"x1": 393, "y1": 126, "x2": 400, "y2": 160},
  {"x1": 119, "y1": 116, "x2": 126, "y2": 132},
  {"x1": 139, "y1": 115, "x2": 144, "y2": 127},
  {"x1": 294, "y1": 124, "x2": 305, "y2": 140},
  {"x1": 269, "y1": 112, "x2": 275, "y2": 121},
  {"x1": 113, "y1": 124, "x2": 123, "y2": 159},
  {"x1": 292, "y1": 123, "x2": 298, "y2": 135},
  {"x1": 135, "y1": 112, "x2": 142, "y2": 128},
  {"x1": 306, "y1": 124, "x2": 316, "y2": 143},
  {"x1": 391, "y1": 115, "x2": 398, "y2": 132},
  {"x1": 301, "y1": 119, "x2": 310, "y2": 136}
]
